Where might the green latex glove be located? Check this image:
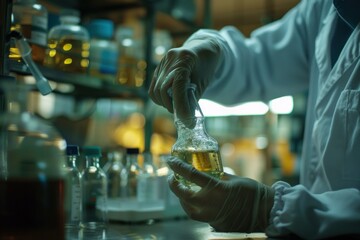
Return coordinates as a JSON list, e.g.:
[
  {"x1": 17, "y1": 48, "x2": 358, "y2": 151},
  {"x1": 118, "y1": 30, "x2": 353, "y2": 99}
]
[
  {"x1": 167, "y1": 157, "x2": 275, "y2": 233},
  {"x1": 148, "y1": 38, "x2": 221, "y2": 122}
]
